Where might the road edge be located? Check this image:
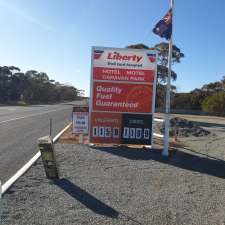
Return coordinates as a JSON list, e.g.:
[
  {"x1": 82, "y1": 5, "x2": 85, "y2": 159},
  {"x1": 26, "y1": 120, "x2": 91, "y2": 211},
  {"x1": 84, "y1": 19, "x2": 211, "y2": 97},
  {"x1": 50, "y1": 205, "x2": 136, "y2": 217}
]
[{"x1": 1, "y1": 123, "x2": 72, "y2": 195}]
